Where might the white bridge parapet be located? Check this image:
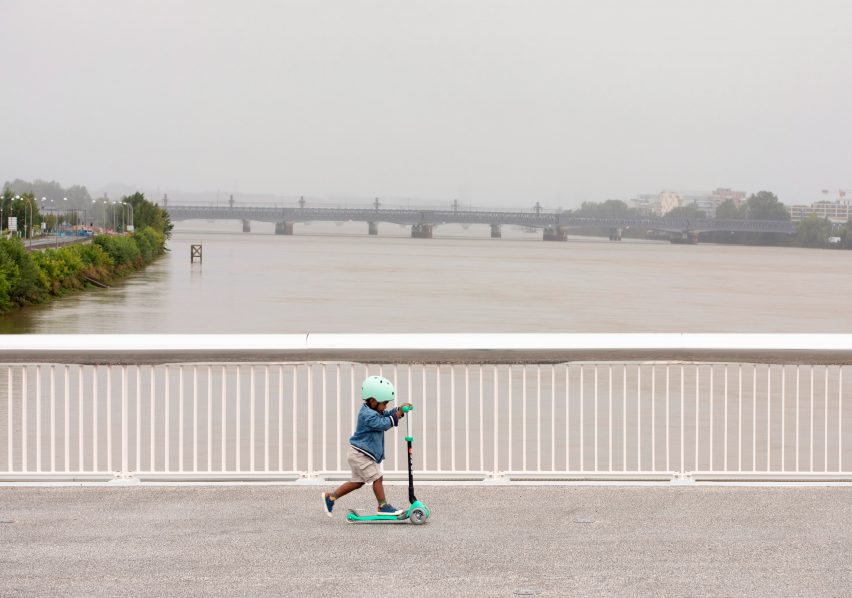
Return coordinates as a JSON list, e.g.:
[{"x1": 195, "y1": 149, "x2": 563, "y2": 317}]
[{"x1": 1, "y1": 334, "x2": 851, "y2": 483}]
